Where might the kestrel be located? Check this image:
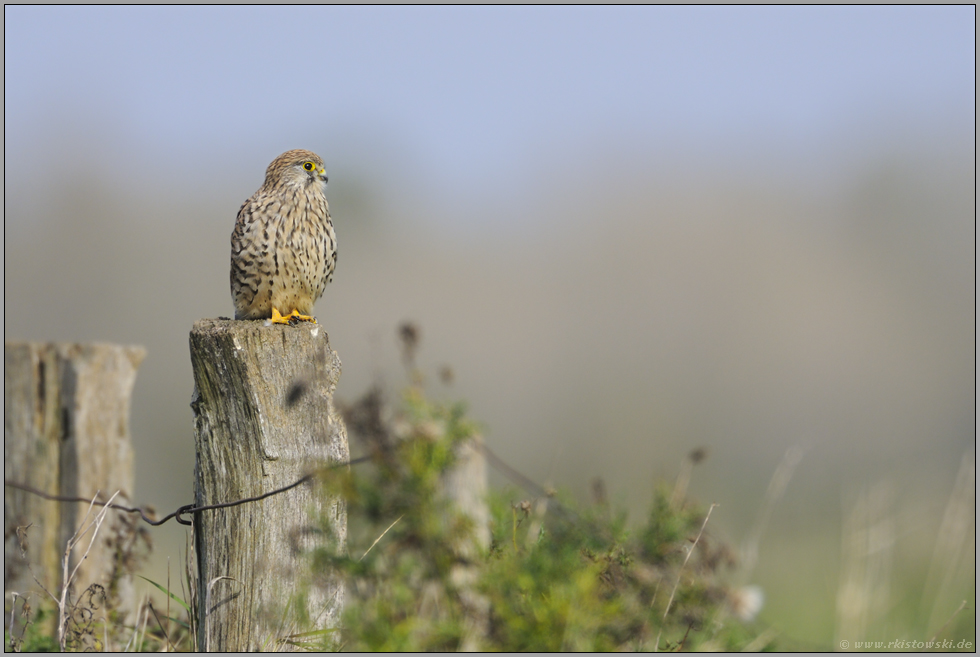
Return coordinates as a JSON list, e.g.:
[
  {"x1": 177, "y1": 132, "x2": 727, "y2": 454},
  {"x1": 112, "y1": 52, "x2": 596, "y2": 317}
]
[{"x1": 231, "y1": 149, "x2": 337, "y2": 324}]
